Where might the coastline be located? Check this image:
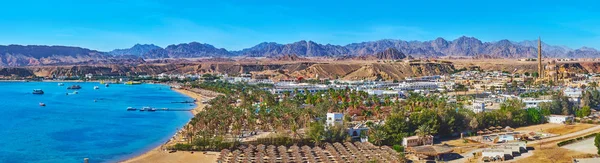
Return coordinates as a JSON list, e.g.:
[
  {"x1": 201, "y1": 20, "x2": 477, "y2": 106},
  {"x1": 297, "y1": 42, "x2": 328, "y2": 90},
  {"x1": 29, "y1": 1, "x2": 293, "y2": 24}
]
[{"x1": 121, "y1": 86, "x2": 218, "y2": 163}]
